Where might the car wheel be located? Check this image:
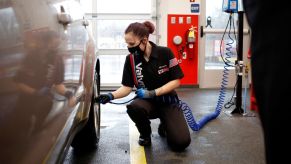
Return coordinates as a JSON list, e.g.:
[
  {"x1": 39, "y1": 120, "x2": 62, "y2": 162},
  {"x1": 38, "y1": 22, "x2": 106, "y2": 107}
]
[
  {"x1": 70, "y1": 96, "x2": 100, "y2": 150},
  {"x1": 71, "y1": 62, "x2": 101, "y2": 150}
]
